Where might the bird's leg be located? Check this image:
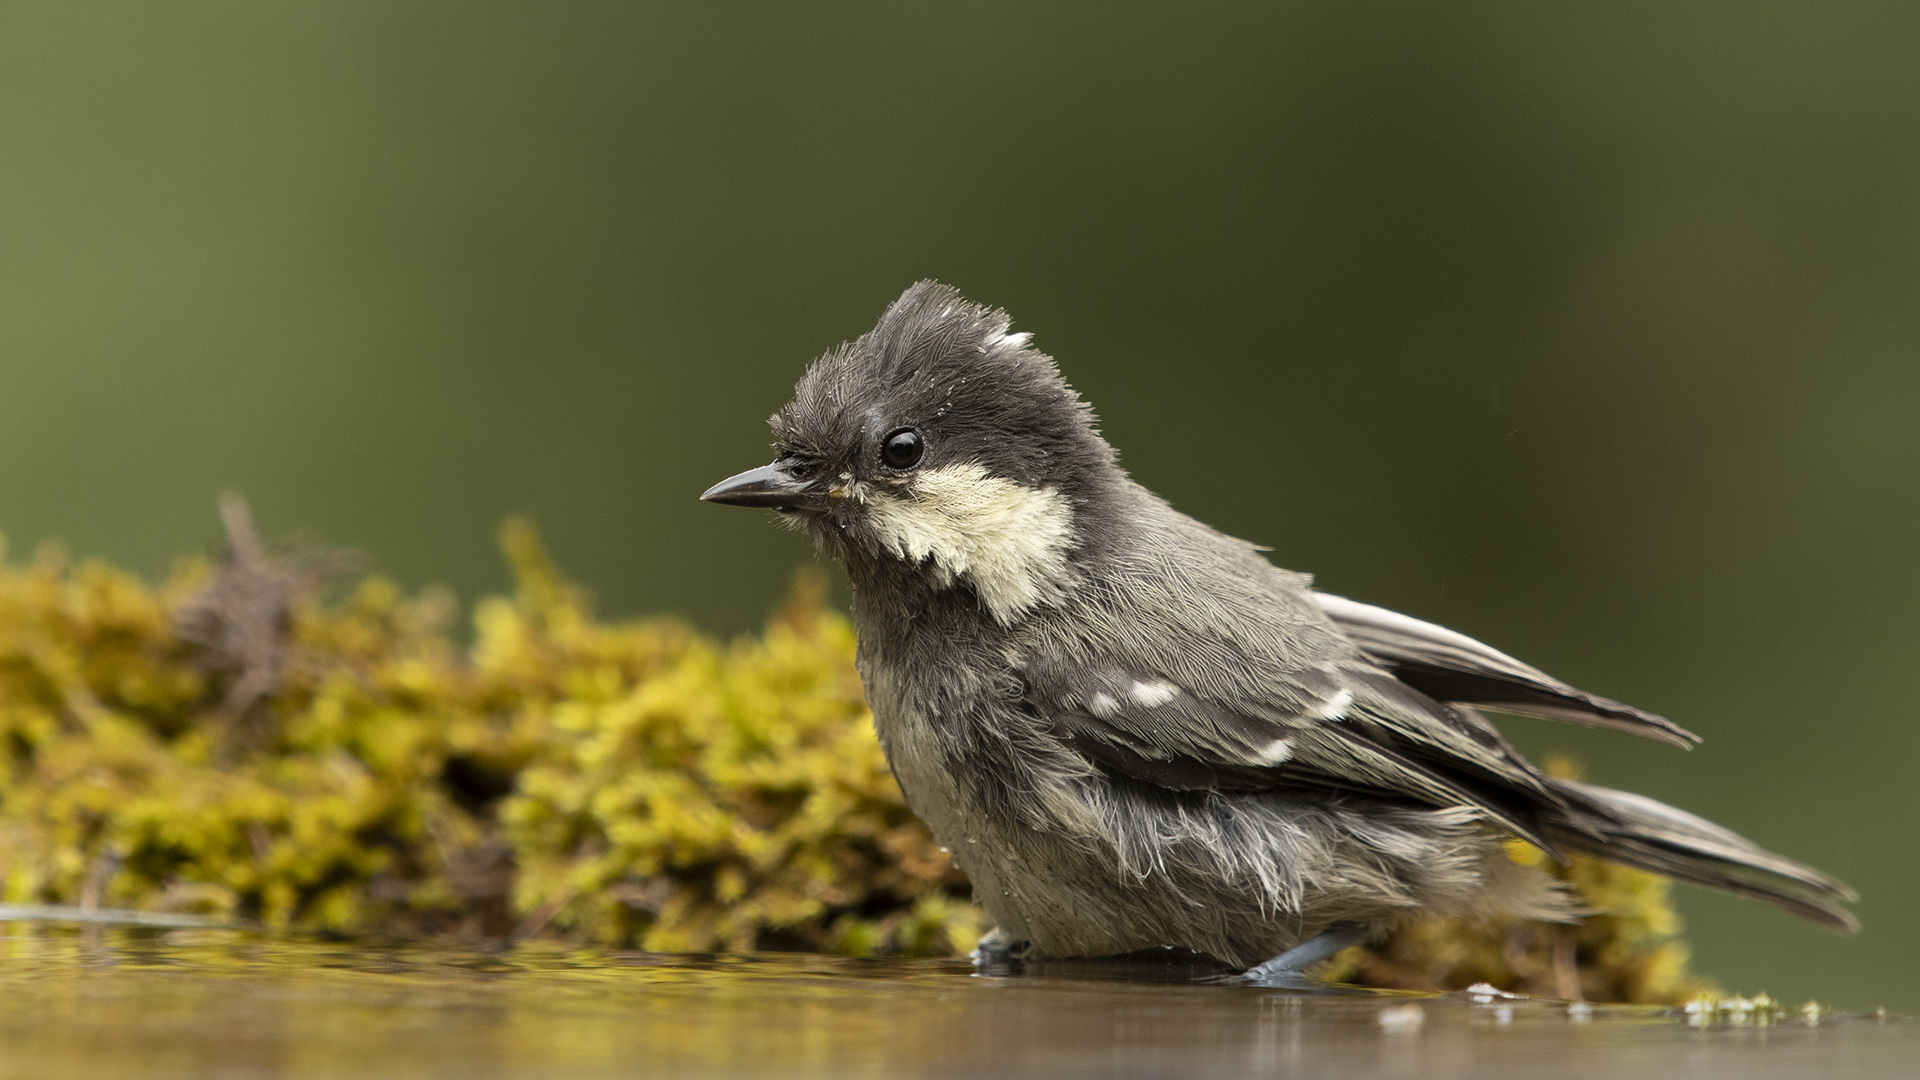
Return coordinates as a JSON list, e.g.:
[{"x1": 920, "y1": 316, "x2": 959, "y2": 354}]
[{"x1": 1238, "y1": 923, "x2": 1371, "y2": 985}]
